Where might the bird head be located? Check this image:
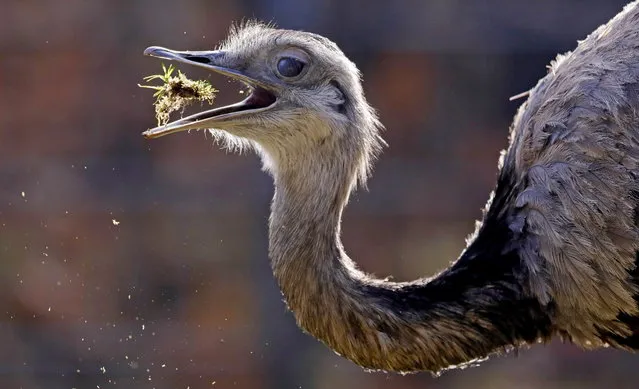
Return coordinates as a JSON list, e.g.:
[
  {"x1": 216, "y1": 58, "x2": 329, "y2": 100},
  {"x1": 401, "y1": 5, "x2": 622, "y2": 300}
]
[{"x1": 143, "y1": 22, "x2": 384, "y2": 186}]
